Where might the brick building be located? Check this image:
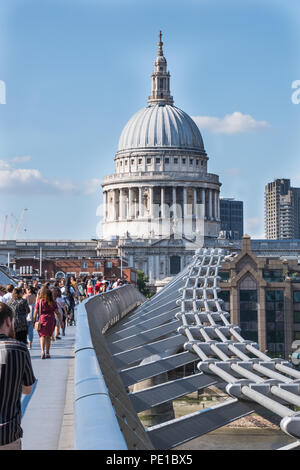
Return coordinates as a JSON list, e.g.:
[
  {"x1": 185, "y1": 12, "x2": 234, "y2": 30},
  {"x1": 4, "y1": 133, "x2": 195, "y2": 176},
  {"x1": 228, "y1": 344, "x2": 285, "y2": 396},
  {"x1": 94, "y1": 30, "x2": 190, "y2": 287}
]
[
  {"x1": 13, "y1": 257, "x2": 137, "y2": 285},
  {"x1": 218, "y1": 234, "x2": 300, "y2": 359}
]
